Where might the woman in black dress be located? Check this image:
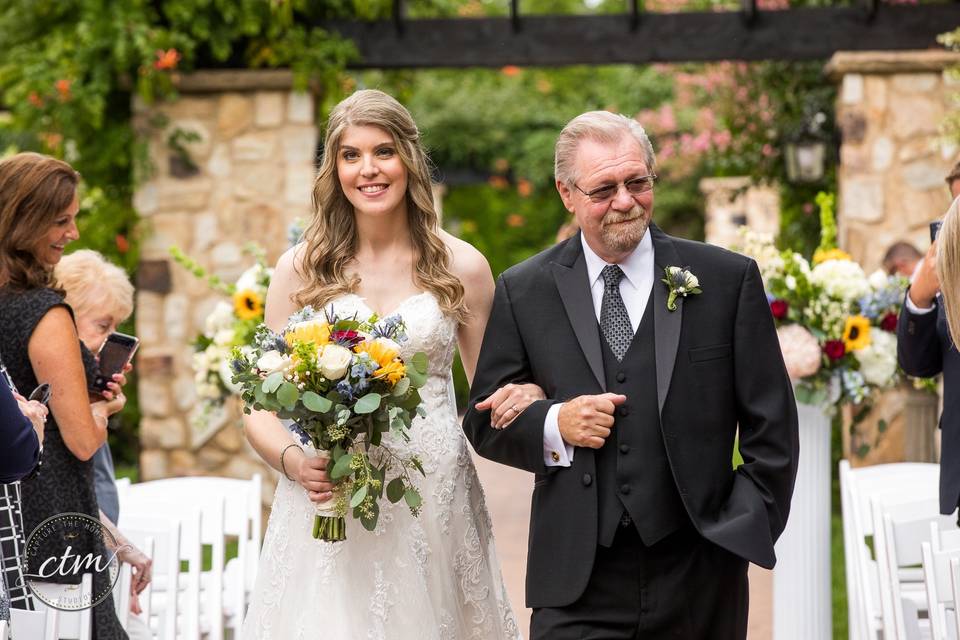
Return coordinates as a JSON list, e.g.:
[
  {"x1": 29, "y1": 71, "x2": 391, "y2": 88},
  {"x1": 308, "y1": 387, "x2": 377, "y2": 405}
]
[{"x1": 0, "y1": 152, "x2": 129, "y2": 639}]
